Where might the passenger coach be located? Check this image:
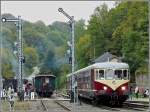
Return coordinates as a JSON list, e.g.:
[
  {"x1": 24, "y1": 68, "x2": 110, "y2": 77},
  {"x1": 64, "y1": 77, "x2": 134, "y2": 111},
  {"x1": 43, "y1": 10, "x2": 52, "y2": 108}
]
[
  {"x1": 33, "y1": 73, "x2": 56, "y2": 97},
  {"x1": 67, "y1": 62, "x2": 130, "y2": 105}
]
